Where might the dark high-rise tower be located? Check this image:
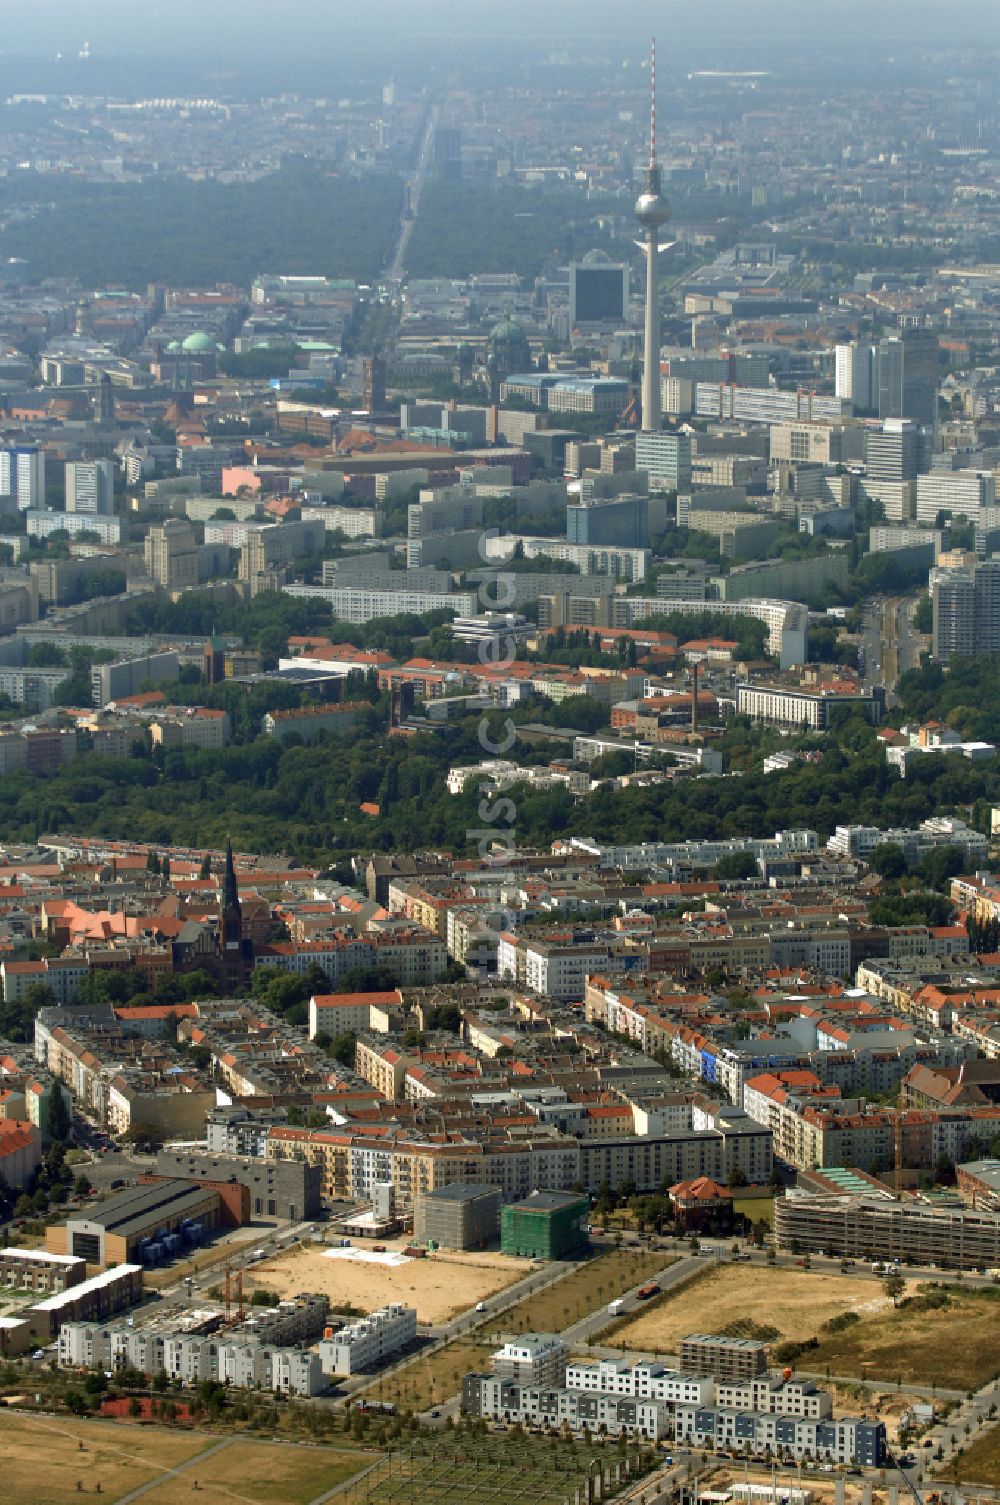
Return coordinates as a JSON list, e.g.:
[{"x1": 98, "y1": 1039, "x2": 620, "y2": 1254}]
[
  {"x1": 877, "y1": 329, "x2": 940, "y2": 425},
  {"x1": 97, "y1": 371, "x2": 115, "y2": 426},
  {"x1": 362, "y1": 354, "x2": 386, "y2": 414},
  {"x1": 203, "y1": 631, "x2": 226, "y2": 686}
]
